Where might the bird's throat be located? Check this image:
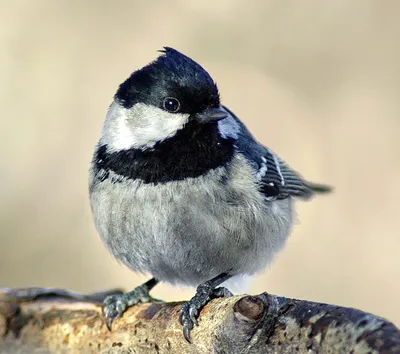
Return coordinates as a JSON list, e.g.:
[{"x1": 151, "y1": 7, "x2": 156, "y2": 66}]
[{"x1": 94, "y1": 122, "x2": 235, "y2": 184}]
